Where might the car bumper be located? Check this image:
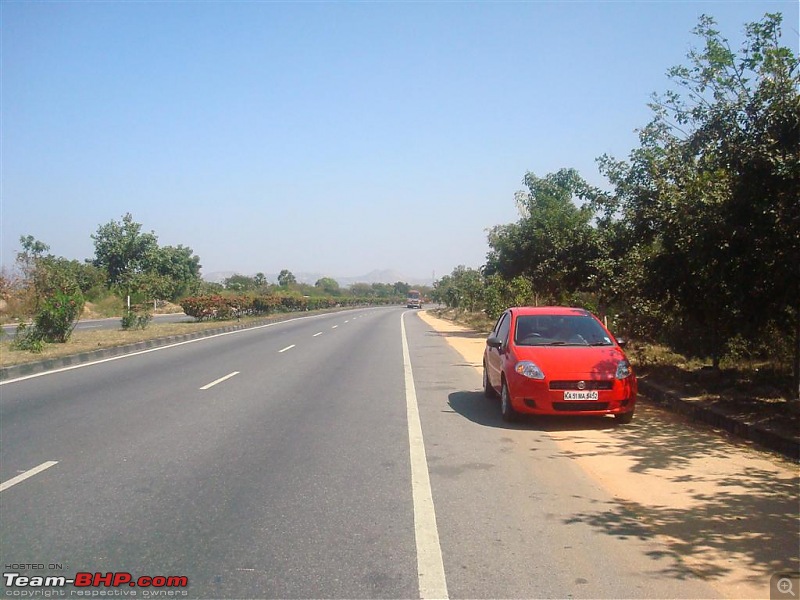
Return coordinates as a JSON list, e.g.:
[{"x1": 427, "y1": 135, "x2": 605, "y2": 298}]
[{"x1": 507, "y1": 375, "x2": 637, "y2": 416}]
